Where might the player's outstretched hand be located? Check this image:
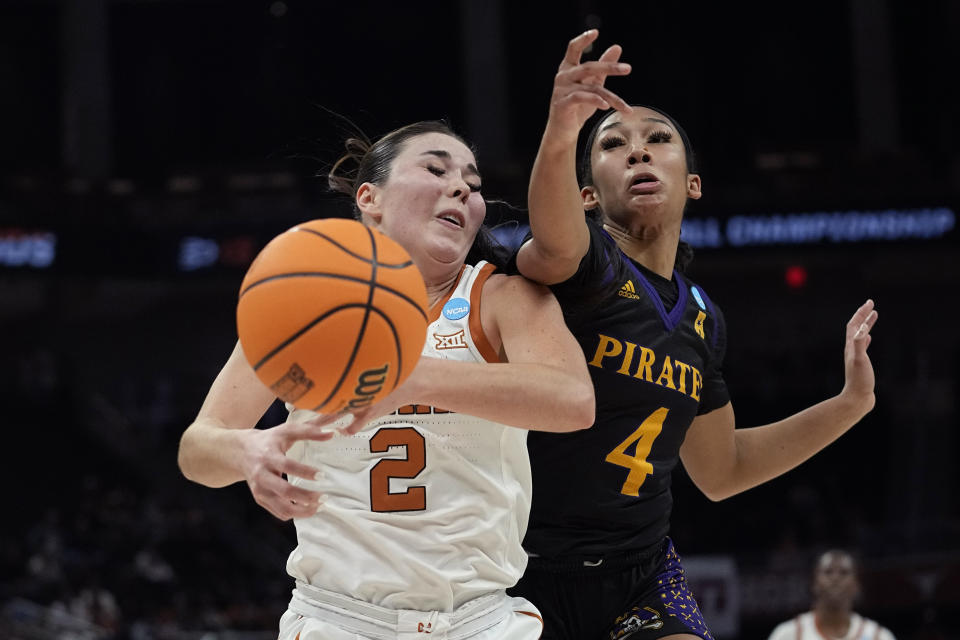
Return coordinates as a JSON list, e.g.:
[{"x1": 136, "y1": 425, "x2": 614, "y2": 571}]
[
  {"x1": 545, "y1": 29, "x2": 632, "y2": 146},
  {"x1": 840, "y1": 299, "x2": 878, "y2": 416},
  {"x1": 239, "y1": 419, "x2": 334, "y2": 520}
]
